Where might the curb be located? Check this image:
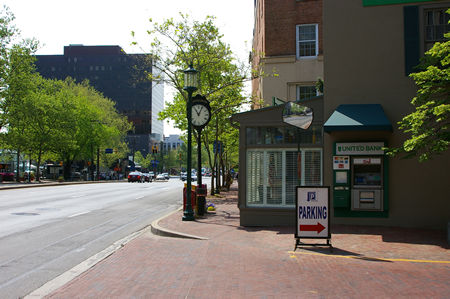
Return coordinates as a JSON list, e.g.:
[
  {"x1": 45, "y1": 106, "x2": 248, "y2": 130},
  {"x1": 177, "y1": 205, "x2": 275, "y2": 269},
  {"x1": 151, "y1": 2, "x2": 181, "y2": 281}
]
[
  {"x1": 0, "y1": 180, "x2": 126, "y2": 190},
  {"x1": 25, "y1": 223, "x2": 151, "y2": 299},
  {"x1": 150, "y1": 207, "x2": 208, "y2": 240}
]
